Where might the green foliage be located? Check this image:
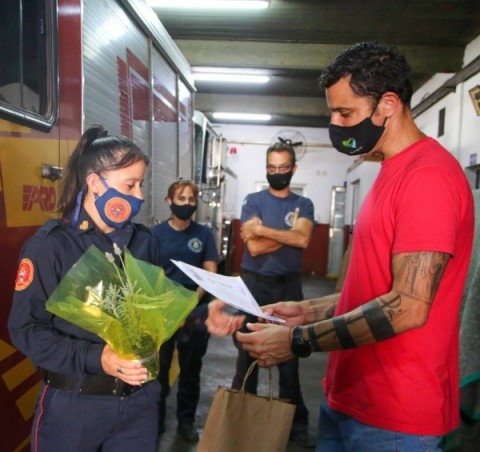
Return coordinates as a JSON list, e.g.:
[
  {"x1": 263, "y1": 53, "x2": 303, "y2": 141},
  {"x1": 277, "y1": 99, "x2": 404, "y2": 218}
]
[{"x1": 46, "y1": 244, "x2": 198, "y2": 380}]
